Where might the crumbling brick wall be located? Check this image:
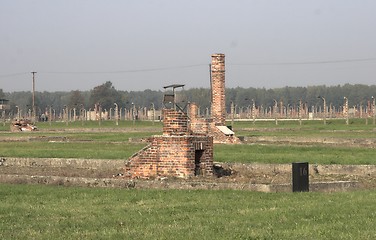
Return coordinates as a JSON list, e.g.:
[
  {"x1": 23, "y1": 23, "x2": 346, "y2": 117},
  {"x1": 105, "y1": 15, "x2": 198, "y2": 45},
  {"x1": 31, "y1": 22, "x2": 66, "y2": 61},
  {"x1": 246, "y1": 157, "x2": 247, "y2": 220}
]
[
  {"x1": 209, "y1": 122, "x2": 242, "y2": 144},
  {"x1": 163, "y1": 109, "x2": 188, "y2": 135},
  {"x1": 189, "y1": 102, "x2": 241, "y2": 143},
  {"x1": 125, "y1": 109, "x2": 213, "y2": 179},
  {"x1": 125, "y1": 138, "x2": 159, "y2": 178},
  {"x1": 189, "y1": 103, "x2": 210, "y2": 135}
]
